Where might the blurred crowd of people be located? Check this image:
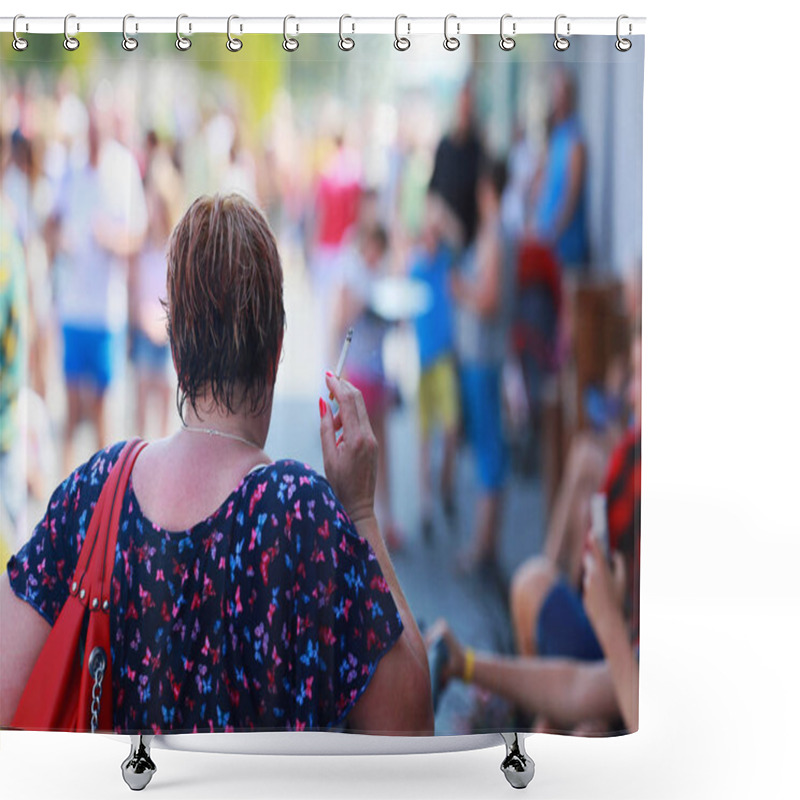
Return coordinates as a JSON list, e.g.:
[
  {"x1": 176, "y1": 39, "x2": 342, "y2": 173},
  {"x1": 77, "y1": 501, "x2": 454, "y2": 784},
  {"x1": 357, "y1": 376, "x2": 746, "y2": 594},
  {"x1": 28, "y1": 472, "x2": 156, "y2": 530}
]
[{"x1": 1, "y1": 56, "x2": 641, "y2": 736}]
